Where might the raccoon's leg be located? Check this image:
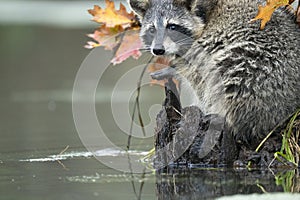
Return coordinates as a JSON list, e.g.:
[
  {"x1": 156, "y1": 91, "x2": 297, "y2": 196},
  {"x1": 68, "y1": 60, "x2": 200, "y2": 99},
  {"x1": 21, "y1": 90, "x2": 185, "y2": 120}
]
[
  {"x1": 222, "y1": 121, "x2": 240, "y2": 163},
  {"x1": 150, "y1": 67, "x2": 176, "y2": 80},
  {"x1": 151, "y1": 56, "x2": 189, "y2": 80},
  {"x1": 224, "y1": 94, "x2": 280, "y2": 149}
]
